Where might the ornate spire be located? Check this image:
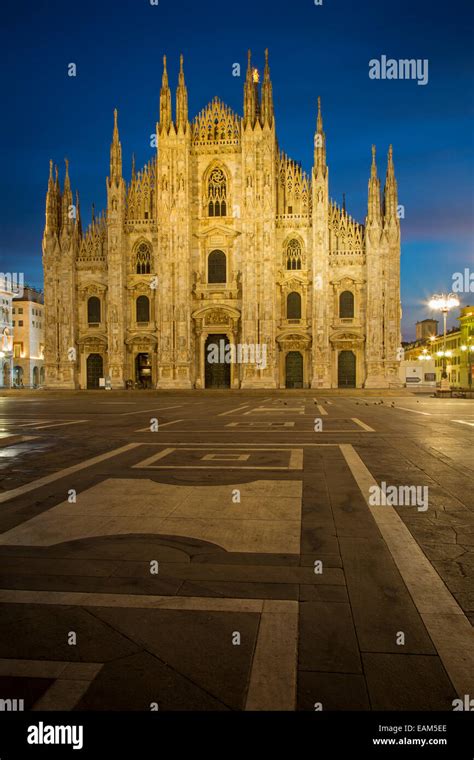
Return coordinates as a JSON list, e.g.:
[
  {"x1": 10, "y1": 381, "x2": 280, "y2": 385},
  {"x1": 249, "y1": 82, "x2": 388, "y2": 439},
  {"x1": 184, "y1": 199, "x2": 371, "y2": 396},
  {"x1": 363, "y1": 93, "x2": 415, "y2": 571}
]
[
  {"x1": 48, "y1": 159, "x2": 54, "y2": 192},
  {"x1": 261, "y1": 48, "x2": 274, "y2": 127},
  {"x1": 75, "y1": 190, "x2": 82, "y2": 237},
  {"x1": 131, "y1": 152, "x2": 136, "y2": 181},
  {"x1": 159, "y1": 55, "x2": 172, "y2": 132},
  {"x1": 44, "y1": 159, "x2": 58, "y2": 235},
  {"x1": 367, "y1": 145, "x2": 381, "y2": 225},
  {"x1": 109, "y1": 108, "x2": 122, "y2": 182},
  {"x1": 317, "y1": 95, "x2": 323, "y2": 133},
  {"x1": 243, "y1": 49, "x2": 258, "y2": 127},
  {"x1": 176, "y1": 53, "x2": 188, "y2": 130},
  {"x1": 314, "y1": 96, "x2": 327, "y2": 178},
  {"x1": 383, "y1": 144, "x2": 398, "y2": 222},
  {"x1": 62, "y1": 158, "x2": 73, "y2": 229},
  {"x1": 64, "y1": 157, "x2": 71, "y2": 192}
]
